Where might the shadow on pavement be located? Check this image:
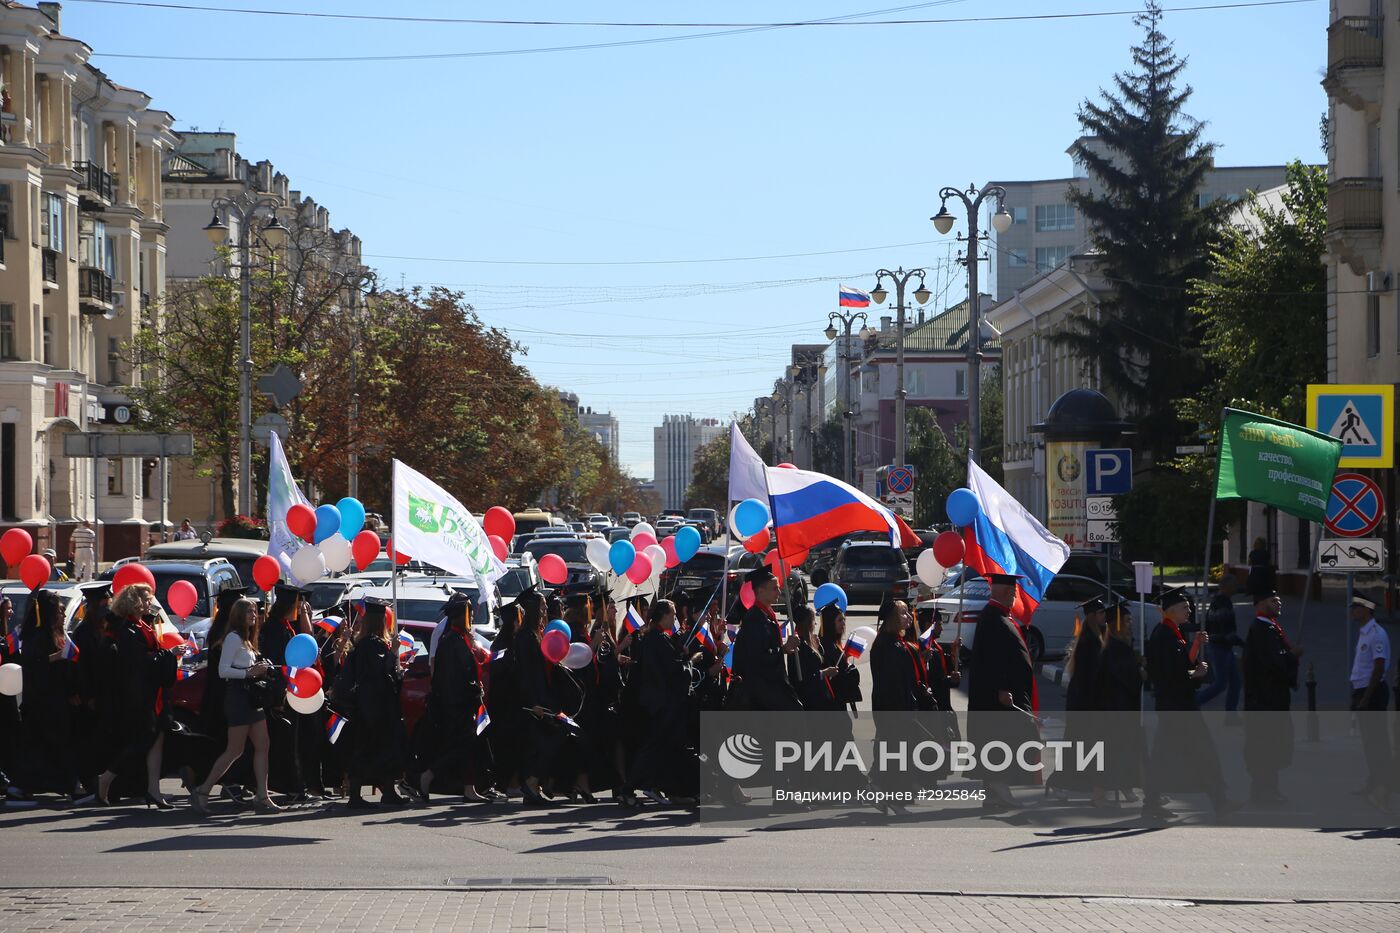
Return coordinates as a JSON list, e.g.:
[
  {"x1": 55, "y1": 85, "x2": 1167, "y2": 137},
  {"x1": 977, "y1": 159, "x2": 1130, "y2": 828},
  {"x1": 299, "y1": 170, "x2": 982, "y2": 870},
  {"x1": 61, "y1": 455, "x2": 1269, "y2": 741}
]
[
  {"x1": 524, "y1": 833, "x2": 735, "y2": 854},
  {"x1": 105, "y1": 833, "x2": 327, "y2": 853}
]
